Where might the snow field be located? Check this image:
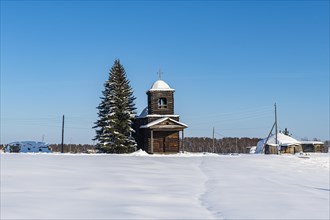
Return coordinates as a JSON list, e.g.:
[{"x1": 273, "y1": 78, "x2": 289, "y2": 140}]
[
  {"x1": 1, "y1": 152, "x2": 329, "y2": 219},
  {"x1": 201, "y1": 154, "x2": 329, "y2": 219}
]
